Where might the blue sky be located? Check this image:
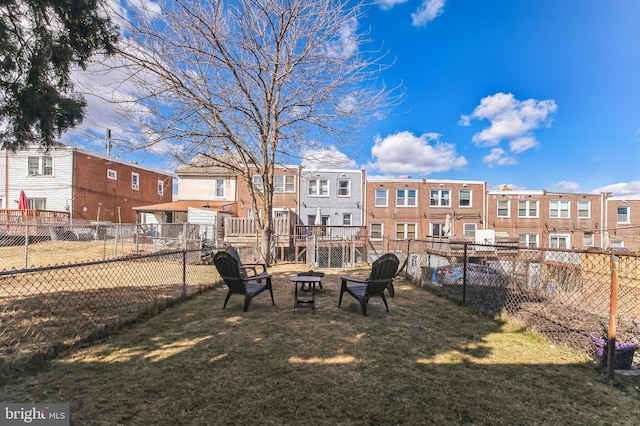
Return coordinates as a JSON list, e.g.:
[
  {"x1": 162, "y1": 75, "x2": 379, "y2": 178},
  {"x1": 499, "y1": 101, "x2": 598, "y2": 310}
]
[
  {"x1": 357, "y1": 0, "x2": 640, "y2": 195},
  {"x1": 67, "y1": 0, "x2": 640, "y2": 196}
]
